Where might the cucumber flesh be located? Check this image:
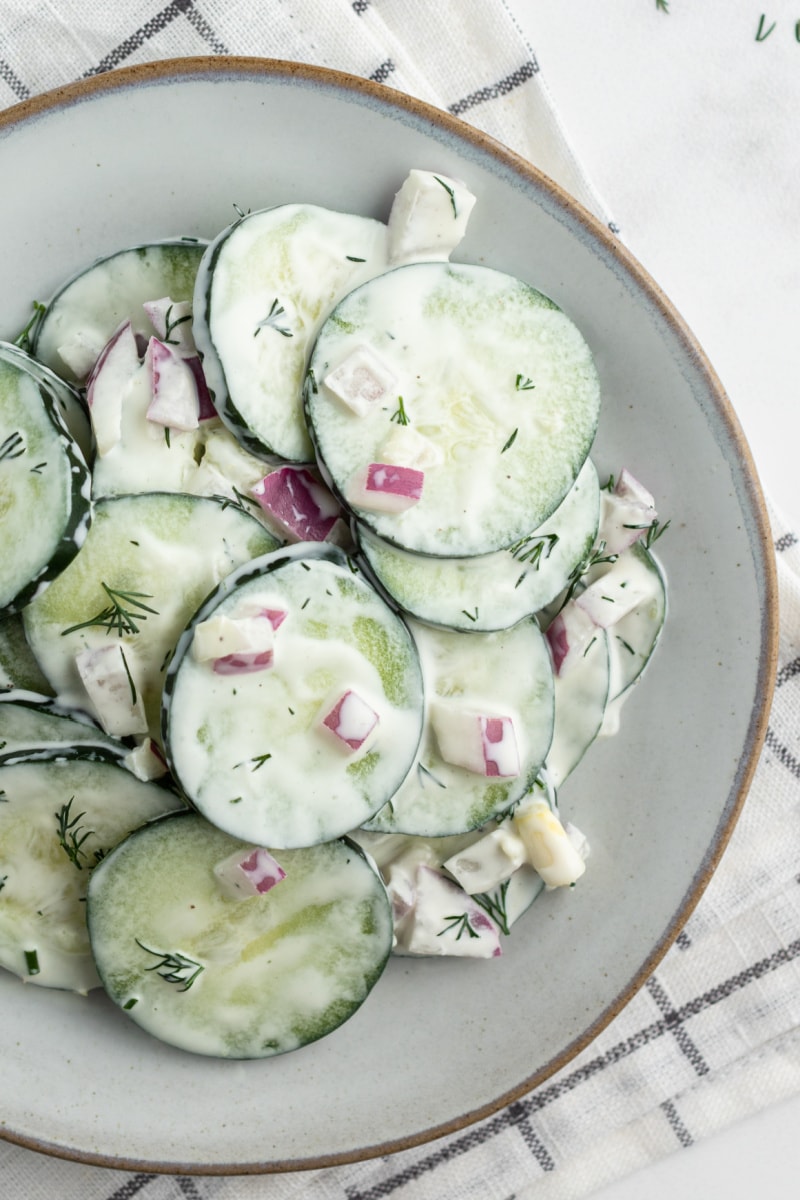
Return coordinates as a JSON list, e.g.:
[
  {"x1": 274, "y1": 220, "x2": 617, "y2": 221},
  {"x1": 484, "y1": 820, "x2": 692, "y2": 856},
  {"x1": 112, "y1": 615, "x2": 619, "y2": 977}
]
[
  {"x1": 87, "y1": 810, "x2": 393, "y2": 1058},
  {"x1": 603, "y1": 543, "x2": 667, "y2": 699},
  {"x1": 163, "y1": 544, "x2": 424, "y2": 848},
  {"x1": 357, "y1": 458, "x2": 599, "y2": 632},
  {"x1": 0, "y1": 697, "x2": 123, "y2": 764},
  {"x1": 23, "y1": 493, "x2": 278, "y2": 740},
  {"x1": 363, "y1": 615, "x2": 554, "y2": 837},
  {"x1": 306, "y1": 262, "x2": 600, "y2": 557},
  {"x1": 0, "y1": 752, "x2": 184, "y2": 992},
  {"x1": 546, "y1": 628, "x2": 610, "y2": 787},
  {"x1": 33, "y1": 239, "x2": 207, "y2": 383},
  {"x1": 194, "y1": 205, "x2": 389, "y2": 462},
  {"x1": 0, "y1": 356, "x2": 91, "y2": 614},
  {"x1": 0, "y1": 342, "x2": 92, "y2": 464}
]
